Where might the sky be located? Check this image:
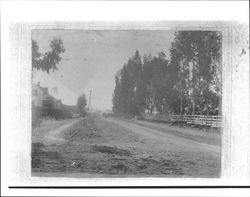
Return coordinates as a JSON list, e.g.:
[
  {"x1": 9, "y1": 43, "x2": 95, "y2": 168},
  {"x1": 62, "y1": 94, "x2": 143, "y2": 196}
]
[{"x1": 32, "y1": 30, "x2": 175, "y2": 111}]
